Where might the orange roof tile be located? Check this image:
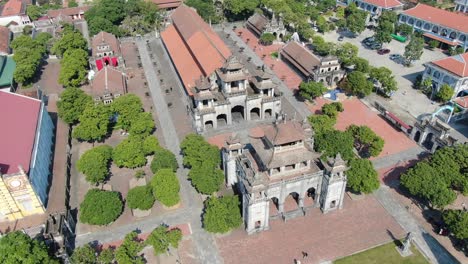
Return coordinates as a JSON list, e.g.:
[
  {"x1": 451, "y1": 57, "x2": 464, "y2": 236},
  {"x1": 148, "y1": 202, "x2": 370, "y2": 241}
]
[
  {"x1": 361, "y1": 0, "x2": 403, "y2": 8},
  {"x1": 161, "y1": 25, "x2": 202, "y2": 95},
  {"x1": 47, "y1": 6, "x2": 89, "y2": 19},
  {"x1": 403, "y1": 4, "x2": 468, "y2": 33},
  {"x1": 0, "y1": 26, "x2": 10, "y2": 54},
  {"x1": 431, "y1": 52, "x2": 468, "y2": 78},
  {"x1": 151, "y1": 0, "x2": 182, "y2": 9},
  {"x1": 1, "y1": 0, "x2": 23, "y2": 17},
  {"x1": 92, "y1": 31, "x2": 120, "y2": 57}
]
